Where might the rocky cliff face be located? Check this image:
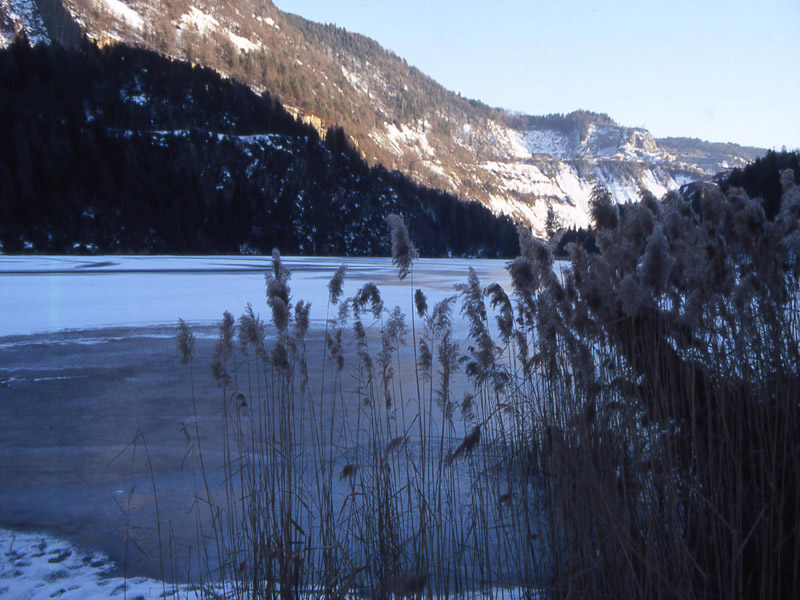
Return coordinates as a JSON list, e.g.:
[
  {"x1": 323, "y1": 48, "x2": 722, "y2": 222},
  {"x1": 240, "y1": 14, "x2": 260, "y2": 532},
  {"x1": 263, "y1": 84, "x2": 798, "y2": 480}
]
[{"x1": 1, "y1": 0, "x2": 766, "y2": 234}]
